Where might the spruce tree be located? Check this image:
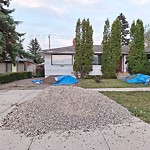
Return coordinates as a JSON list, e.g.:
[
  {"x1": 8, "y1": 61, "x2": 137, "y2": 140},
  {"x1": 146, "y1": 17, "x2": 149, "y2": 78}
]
[
  {"x1": 117, "y1": 13, "x2": 130, "y2": 45},
  {"x1": 101, "y1": 19, "x2": 111, "y2": 78},
  {"x1": 0, "y1": 0, "x2": 24, "y2": 63},
  {"x1": 128, "y1": 19, "x2": 147, "y2": 74},
  {"x1": 109, "y1": 19, "x2": 122, "y2": 78},
  {"x1": 73, "y1": 18, "x2": 93, "y2": 78},
  {"x1": 28, "y1": 38, "x2": 43, "y2": 64}
]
